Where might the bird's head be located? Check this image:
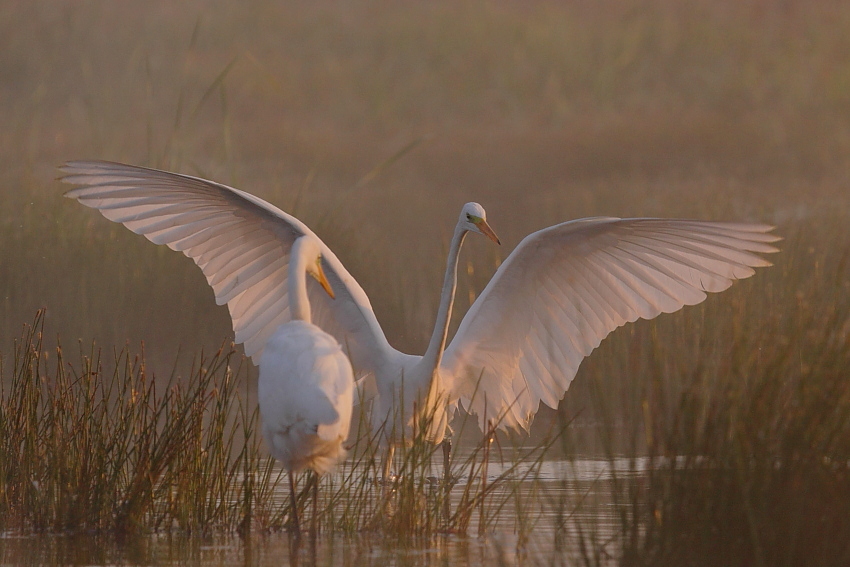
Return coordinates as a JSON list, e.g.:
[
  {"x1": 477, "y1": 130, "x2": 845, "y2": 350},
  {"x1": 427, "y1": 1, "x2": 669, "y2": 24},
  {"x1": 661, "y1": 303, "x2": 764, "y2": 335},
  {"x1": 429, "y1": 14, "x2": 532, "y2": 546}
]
[{"x1": 460, "y1": 202, "x2": 500, "y2": 245}]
